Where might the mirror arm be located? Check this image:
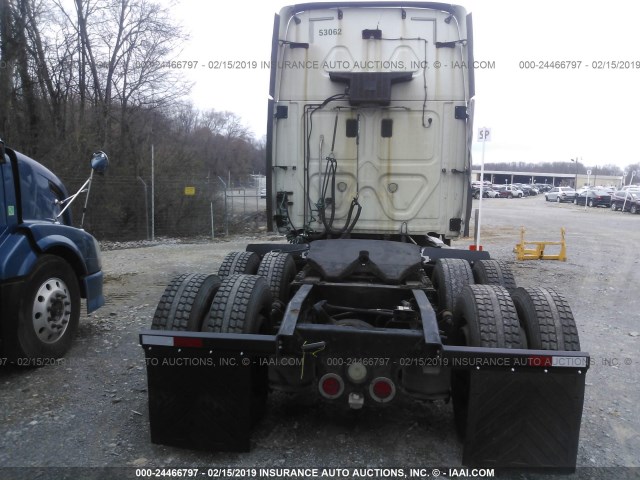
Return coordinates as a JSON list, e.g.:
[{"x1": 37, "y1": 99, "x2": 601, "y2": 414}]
[
  {"x1": 56, "y1": 174, "x2": 92, "y2": 221},
  {"x1": 80, "y1": 170, "x2": 95, "y2": 227}
]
